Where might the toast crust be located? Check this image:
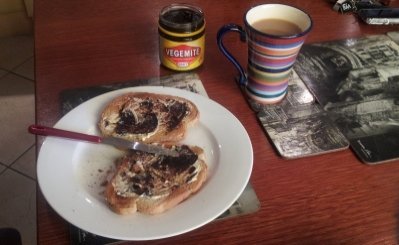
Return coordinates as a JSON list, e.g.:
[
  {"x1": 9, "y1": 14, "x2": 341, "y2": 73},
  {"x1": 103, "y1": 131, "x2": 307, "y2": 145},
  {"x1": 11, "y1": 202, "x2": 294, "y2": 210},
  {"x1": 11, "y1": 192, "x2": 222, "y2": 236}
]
[
  {"x1": 105, "y1": 145, "x2": 207, "y2": 215},
  {"x1": 99, "y1": 92, "x2": 199, "y2": 143}
]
